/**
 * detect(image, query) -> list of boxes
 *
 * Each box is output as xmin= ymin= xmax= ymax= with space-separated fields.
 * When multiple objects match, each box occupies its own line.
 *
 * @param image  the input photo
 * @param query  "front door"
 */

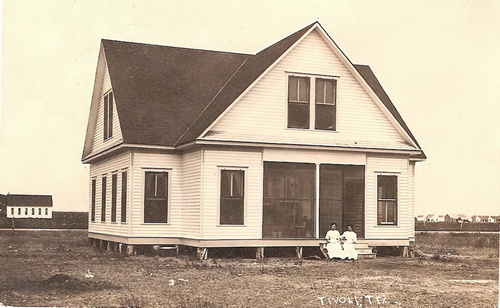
xmin=319 ymin=165 xmax=365 ymax=238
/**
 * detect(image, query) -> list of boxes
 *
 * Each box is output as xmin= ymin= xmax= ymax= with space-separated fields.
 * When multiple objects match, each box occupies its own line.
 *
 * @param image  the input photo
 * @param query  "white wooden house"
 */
xmin=5 ymin=194 xmax=53 ymax=219
xmin=82 ymin=22 xmax=426 ymax=256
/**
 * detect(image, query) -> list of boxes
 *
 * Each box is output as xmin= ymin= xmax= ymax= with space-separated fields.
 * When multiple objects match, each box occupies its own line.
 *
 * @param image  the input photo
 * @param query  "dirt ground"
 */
xmin=0 ymin=230 xmax=498 ymax=308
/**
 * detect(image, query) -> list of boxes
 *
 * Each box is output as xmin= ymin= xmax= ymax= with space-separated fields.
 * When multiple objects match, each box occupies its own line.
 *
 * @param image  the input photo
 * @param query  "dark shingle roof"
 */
xmin=354 ymin=64 xmax=426 ymax=159
xmin=95 ymin=22 xmax=424 ymax=158
xmin=6 ymin=195 xmax=53 ymax=207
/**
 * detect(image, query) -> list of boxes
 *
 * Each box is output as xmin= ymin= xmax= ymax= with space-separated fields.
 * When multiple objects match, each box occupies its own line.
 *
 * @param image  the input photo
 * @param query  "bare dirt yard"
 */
xmin=0 ymin=230 xmax=498 ymax=307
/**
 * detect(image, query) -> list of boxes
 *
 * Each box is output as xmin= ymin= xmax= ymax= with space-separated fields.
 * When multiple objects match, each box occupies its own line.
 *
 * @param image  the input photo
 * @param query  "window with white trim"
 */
xmin=287 ymin=75 xmax=337 ymax=130
xmin=220 ymin=169 xmax=245 ymax=225
xmin=144 ymin=171 xmax=168 ymax=223
xmin=103 ymin=91 xmax=114 ymax=140
xmin=377 ymin=175 xmax=398 ymax=225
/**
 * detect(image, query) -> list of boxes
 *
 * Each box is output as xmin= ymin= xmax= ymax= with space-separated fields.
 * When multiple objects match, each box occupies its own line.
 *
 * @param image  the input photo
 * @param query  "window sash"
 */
xmin=144 ymin=172 xmax=168 ymax=223
xmin=377 ymin=175 xmax=398 ymax=225
xmin=220 ymin=170 xmax=245 ymax=225
xmin=101 ymin=177 xmax=107 ymax=222
xmin=91 ymin=179 xmax=96 ymax=222
xmin=288 ymin=76 xmax=310 ymax=129
xmin=111 ymin=174 xmax=117 ymax=222
xmin=121 ymin=171 xmax=127 ymax=223
xmin=103 ymin=92 xmax=113 ymax=140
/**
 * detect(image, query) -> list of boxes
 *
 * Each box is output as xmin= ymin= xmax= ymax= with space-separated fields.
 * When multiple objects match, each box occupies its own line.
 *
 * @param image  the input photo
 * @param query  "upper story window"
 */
xmin=287 ymin=76 xmax=310 ymax=129
xmin=287 ymin=75 xmax=337 ymax=131
xmin=103 ymin=91 xmax=114 ymax=140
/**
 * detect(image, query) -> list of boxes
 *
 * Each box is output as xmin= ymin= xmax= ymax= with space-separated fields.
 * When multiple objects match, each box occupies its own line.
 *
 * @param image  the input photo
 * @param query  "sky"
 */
xmin=1 ymin=0 xmax=499 ymax=216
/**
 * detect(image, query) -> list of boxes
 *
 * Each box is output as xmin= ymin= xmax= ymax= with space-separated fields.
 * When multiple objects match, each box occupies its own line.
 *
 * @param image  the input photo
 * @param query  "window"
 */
xmin=39 ymin=208 xmax=41 ymax=215
xmin=101 ymin=176 xmax=107 ymax=222
xmin=18 ymin=208 xmax=21 ymax=215
xmin=91 ymin=179 xmax=96 ymax=222
xmin=45 ymin=208 xmax=48 ymax=216
xmin=121 ymin=171 xmax=127 ymax=223
xmin=287 ymin=75 xmax=337 ymax=131
xmin=315 ymin=78 xmax=336 ymax=130
xmin=111 ymin=174 xmax=117 ymax=222
xmin=287 ymin=76 xmax=310 ymax=129
xmin=103 ymin=91 xmax=114 ymax=140
xmin=377 ymin=175 xmax=398 ymax=225
xmin=25 ymin=208 xmax=28 ymax=215
xmin=32 ymin=208 xmax=35 ymax=215
xmin=220 ymin=170 xmax=245 ymax=225
xmin=11 ymin=208 xmax=14 ymax=215
xmin=144 ymin=171 xmax=168 ymax=223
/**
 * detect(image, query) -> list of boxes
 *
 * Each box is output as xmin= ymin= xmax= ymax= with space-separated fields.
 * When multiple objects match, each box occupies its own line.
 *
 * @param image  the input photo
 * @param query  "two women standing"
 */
xmin=325 ymin=223 xmax=358 ymax=260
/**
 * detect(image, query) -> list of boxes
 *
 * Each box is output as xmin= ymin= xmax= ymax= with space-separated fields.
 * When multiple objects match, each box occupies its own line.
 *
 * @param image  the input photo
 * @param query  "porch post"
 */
xmin=315 ymin=163 xmax=320 ymax=238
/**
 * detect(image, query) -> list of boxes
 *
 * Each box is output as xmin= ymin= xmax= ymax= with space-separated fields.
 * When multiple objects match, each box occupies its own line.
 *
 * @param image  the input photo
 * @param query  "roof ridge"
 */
xmin=101 ymin=38 xmax=253 ymax=57
xmin=174 ymin=58 xmax=249 ymax=146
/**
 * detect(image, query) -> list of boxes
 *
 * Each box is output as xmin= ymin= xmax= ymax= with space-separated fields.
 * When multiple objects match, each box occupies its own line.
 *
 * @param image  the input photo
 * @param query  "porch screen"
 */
xmin=319 ymin=165 xmax=365 ymax=237
xmin=263 ymin=162 xmax=315 ymax=238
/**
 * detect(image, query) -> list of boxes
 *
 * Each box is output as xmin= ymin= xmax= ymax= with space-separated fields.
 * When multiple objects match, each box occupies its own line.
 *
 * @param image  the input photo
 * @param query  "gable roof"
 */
xmin=6 ymin=194 xmax=53 ymax=207
xmin=84 ymin=22 xmax=424 ymax=159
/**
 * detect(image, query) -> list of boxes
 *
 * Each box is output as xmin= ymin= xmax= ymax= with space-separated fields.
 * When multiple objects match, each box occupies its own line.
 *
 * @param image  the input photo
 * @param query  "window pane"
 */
xmin=288 ymin=103 xmax=309 ymax=128
xmin=315 ymin=79 xmax=325 ymax=103
xmin=315 ymin=104 xmax=335 ymax=130
xmin=298 ymin=78 xmax=309 ymax=102
xmin=232 ymin=171 xmax=244 ymax=197
xmin=145 ymin=172 xmax=156 ymax=198
xmin=220 ymin=171 xmax=231 ymax=197
xmin=220 ymin=198 xmax=244 ymax=225
xmin=378 ymin=175 xmax=397 ymax=199
xmin=325 ymin=80 xmax=335 ymax=104
xmin=156 ymin=173 xmax=167 ymax=198
xmin=288 ymin=76 xmax=298 ymax=101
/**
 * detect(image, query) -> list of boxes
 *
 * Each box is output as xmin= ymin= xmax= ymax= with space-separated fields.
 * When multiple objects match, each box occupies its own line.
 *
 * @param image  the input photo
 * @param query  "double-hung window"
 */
xmin=111 ymin=174 xmax=117 ymax=222
xmin=220 ymin=170 xmax=245 ymax=225
xmin=103 ymin=91 xmax=114 ymax=140
xmin=287 ymin=76 xmax=310 ymax=129
xmin=101 ymin=176 xmax=107 ymax=222
xmin=144 ymin=171 xmax=168 ymax=223
xmin=287 ymin=75 xmax=337 ymax=130
xmin=377 ymin=175 xmax=398 ymax=225
xmin=315 ymin=78 xmax=336 ymax=130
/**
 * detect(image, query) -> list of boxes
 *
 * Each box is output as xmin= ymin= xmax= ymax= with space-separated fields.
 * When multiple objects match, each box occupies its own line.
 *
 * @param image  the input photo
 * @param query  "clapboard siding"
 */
xmin=365 ymin=154 xmax=410 ymax=239
xmin=89 ymin=152 xmax=130 ymax=236
xmin=201 ymin=149 xmax=263 ymax=239
xmin=181 ymin=150 xmax=202 ymax=238
xmin=129 ymin=152 xmax=182 ymax=236
xmin=206 ymin=29 xmax=412 ymax=151
xmin=408 ymin=162 xmax=415 ymax=238
xmin=90 ymin=62 xmax=123 ymax=155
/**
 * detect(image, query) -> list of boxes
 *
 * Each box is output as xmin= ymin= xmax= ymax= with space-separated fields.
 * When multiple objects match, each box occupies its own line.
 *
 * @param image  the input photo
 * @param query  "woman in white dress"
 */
xmin=341 ymin=225 xmax=358 ymax=260
xmin=325 ymin=223 xmax=345 ymax=260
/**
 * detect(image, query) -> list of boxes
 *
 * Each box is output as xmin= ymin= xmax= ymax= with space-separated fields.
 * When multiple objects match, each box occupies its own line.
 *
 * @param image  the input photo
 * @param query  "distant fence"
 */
xmin=0 ymin=211 xmax=88 ymax=229
xmin=415 ymin=222 xmax=500 ymax=232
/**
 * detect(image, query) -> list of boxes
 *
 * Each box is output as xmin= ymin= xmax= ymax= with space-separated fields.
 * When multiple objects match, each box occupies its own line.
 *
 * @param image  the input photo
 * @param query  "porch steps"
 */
xmin=319 ymin=242 xmax=376 ymax=259
xmin=355 ymin=242 xmax=376 ymax=259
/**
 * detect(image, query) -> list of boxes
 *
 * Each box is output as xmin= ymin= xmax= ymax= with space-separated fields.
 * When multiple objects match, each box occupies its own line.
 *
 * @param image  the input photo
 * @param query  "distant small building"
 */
xmin=444 ymin=214 xmax=469 ymax=223
xmin=488 ymin=216 xmax=500 ymax=223
xmin=425 ymin=214 xmax=445 ymax=222
xmin=470 ymin=215 xmax=489 ymax=223
xmin=5 ymin=194 xmax=53 ymax=219
xmin=0 ymin=194 xmax=6 ymax=217
xmin=415 ymin=215 xmax=426 ymax=222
